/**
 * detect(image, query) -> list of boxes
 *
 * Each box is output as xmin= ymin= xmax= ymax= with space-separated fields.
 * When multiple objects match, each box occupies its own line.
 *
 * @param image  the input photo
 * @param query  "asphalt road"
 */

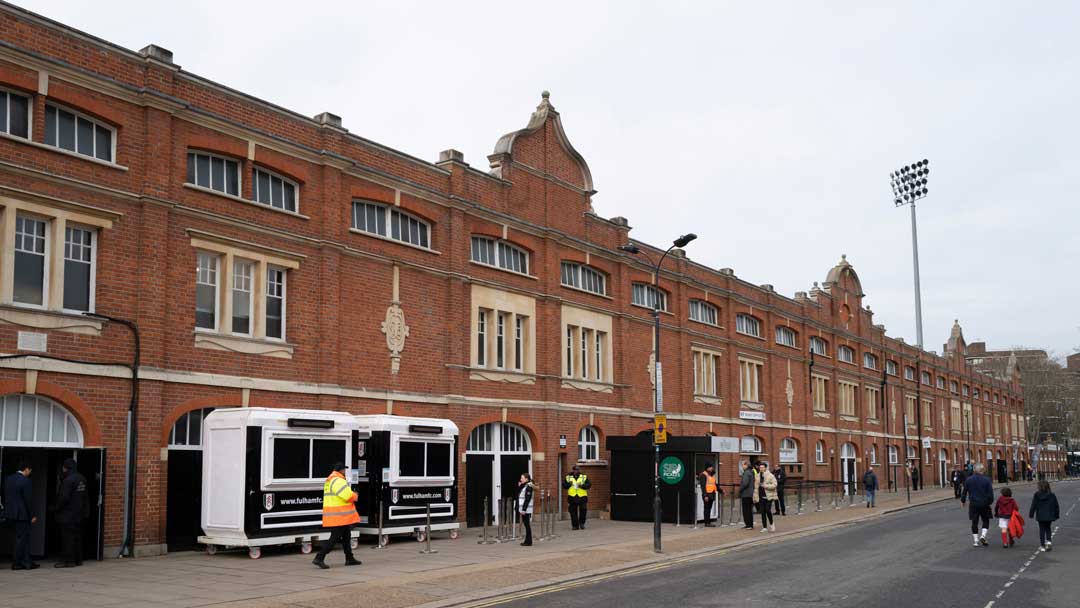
xmin=497 ymin=481 xmax=1080 ymax=608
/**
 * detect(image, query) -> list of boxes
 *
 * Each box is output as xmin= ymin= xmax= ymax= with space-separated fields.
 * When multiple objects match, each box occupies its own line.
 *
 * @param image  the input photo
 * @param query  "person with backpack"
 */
xmin=863 ymin=466 xmax=879 ymax=508
xmin=1028 ymin=480 xmax=1060 ymax=552
xmin=993 ymin=487 xmax=1018 ymax=549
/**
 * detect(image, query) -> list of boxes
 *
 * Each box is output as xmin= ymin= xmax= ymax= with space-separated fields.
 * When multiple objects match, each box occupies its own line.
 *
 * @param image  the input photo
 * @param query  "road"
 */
xmin=495 ymin=481 xmax=1079 ymax=608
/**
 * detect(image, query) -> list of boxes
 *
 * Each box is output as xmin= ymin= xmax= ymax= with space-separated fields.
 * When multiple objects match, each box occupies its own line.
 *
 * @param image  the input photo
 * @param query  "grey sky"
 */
xmin=23 ymin=0 xmax=1079 ymax=355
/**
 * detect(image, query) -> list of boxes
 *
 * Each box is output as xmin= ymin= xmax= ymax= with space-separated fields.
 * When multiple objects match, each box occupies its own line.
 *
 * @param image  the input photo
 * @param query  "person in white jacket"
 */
xmin=517 ymin=473 xmax=535 ymax=546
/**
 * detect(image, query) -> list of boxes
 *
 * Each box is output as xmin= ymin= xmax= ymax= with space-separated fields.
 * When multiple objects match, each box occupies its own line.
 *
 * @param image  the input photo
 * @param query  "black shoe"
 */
xmin=54 ymin=562 xmax=75 ymax=568
xmin=520 ymin=542 xmax=532 ymax=546
xmin=344 ymin=558 xmax=362 ymax=566
xmin=312 ymin=558 xmax=329 ymax=570
xmin=12 ymin=565 xmax=26 ymax=571
xmin=571 ymin=526 xmax=579 ymax=530
xmin=743 ymin=526 xmax=754 ymax=530
xmin=29 ymin=563 xmax=40 ymax=570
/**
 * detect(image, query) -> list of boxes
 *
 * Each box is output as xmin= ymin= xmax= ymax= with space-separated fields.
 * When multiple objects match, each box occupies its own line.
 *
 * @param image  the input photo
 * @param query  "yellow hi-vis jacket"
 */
xmin=322 ymin=471 xmax=360 ymax=527
xmin=565 ymin=474 xmax=589 ymax=498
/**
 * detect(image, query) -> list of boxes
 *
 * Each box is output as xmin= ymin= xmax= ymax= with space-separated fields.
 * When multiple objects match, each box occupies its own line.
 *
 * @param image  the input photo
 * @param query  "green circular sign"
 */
xmin=660 ymin=456 xmax=685 ymax=485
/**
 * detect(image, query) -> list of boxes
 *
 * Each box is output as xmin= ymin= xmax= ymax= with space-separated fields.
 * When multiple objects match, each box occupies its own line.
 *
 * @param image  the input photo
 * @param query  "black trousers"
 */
xmin=953 ymin=482 xmax=961 ymax=498
xmin=969 ymin=505 xmax=991 ymax=534
xmin=13 ymin=521 xmax=32 ymax=568
xmin=315 ymin=525 xmax=354 ymax=561
xmin=61 ymin=525 xmax=83 ymax=565
xmin=702 ymin=495 xmax=715 ymax=525
xmin=568 ymin=498 xmax=587 ymax=529
xmin=521 ymin=513 xmax=532 ymax=544
xmin=774 ymin=485 xmax=786 ymax=515
xmin=1038 ymin=521 xmax=1053 ymax=545
xmin=759 ymin=500 xmax=774 ymax=527
xmin=741 ymin=497 xmax=754 ymax=527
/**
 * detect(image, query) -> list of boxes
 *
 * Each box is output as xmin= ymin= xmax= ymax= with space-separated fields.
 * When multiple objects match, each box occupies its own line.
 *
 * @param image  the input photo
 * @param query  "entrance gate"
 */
xmin=840 ymin=443 xmax=858 ymax=496
xmin=166 ymin=407 xmax=215 ymax=551
xmin=464 ymin=422 xmax=531 ymax=526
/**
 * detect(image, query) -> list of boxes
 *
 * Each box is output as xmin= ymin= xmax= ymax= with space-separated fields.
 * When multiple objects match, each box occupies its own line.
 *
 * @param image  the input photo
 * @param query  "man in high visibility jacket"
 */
xmin=563 ymin=465 xmax=591 ymax=530
xmin=698 ymin=465 xmax=719 ymax=527
xmin=312 ymin=462 xmax=361 ymax=570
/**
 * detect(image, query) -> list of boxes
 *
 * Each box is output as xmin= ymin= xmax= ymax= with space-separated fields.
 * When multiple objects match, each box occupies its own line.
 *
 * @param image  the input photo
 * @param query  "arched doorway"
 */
xmin=166 ymin=407 xmax=215 ymax=551
xmin=840 ymin=442 xmax=858 ymax=496
xmin=464 ymin=422 xmax=531 ymax=526
xmin=0 ymin=394 xmax=103 ymax=562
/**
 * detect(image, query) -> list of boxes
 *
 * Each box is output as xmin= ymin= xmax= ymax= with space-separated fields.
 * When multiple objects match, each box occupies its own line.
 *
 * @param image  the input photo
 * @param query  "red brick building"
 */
xmin=0 ymin=4 xmax=1024 ymax=558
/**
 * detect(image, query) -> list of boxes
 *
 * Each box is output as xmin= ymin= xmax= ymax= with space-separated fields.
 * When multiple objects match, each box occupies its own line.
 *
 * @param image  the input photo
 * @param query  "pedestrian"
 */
xmin=738 ymin=460 xmax=755 ymax=530
xmin=863 ymin=466 xmax=879 ymax=508
xmin=951 ymin=469 xmax=963 ymax=499
xmin=993 ymin=487 xmax=1018 ymax=549
xmin=563 ymin=465 xmax=590 ymax=530
xmin=755 ymin=462 xmax=777 ymax=533
xmin=772 ymin=465 xmax=787 ymax=516
xmin=910 ymin=464 xmax=920 ymax=492
xmin=961 ymin=463 xmax=994 ymax=547
xmin=698 ymin=465 xmax=719 ymax=527
xmin=3 ymin=461 xmax=39 ymax=570
xmin=312 ymin=462 xmax=361 ymax=569
xmin=54 ymin=458 xmax=89 ymax=568
xmin=1028 ymin=480 xmax=1060 ymax=552
xmin=517 ymin=473 xmax=534 ymax=546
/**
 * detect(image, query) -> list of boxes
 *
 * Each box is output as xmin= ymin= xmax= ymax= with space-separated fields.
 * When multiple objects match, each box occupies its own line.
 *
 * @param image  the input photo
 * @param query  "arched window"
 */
xmin=740 ymin=435 xmax=763 ymax=454
xmin=870 ymin=444 xmax=879 ymax=465
xmin=809 ymin=336 xmax=828 ymax=356
xmin=735 ymin=314 xmax=762 ymax=338
xmin=906 ymin=445 xmax=916 ymax=460
xmin=775 ymin=326 xmax=797 ymax=347
xmin=352 ymin=200 xmax=431 ymax=249
xmin=465 ymin=422 xmax=531 ymax=454
xmin=0 ymin=394 xmax=83 ymax=447
xmin=888 ymin=445 xmax=899 ymax=464
xmin=815 ymin=440 xmax=825 ymax=463
xmin=471 ymin=236 xmax=529 ymax=275
xmin=838 ymin=345 xmax=855 ymax=363
xmin=841 ymin=443 xmax=857 ymax=459
xmin=578 ymin=426 xmax=600 ymax=462
xmin=779 ymin=437 xmax=798 ymax=463
xmin=168 ymin=407 xmax=216 ymax=449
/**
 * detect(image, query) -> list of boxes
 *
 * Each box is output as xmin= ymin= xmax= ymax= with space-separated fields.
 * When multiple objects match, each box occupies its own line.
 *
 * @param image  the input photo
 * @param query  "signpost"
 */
xmin=654 ymin=414 xmax=667 ymax=444
xmin=655 ymin=362 xmax=664 ymax=411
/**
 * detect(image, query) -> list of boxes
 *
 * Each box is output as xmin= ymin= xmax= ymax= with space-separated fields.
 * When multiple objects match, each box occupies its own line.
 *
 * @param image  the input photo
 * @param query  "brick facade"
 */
xmin=0 ymin=4 xmax=1025 ymax=556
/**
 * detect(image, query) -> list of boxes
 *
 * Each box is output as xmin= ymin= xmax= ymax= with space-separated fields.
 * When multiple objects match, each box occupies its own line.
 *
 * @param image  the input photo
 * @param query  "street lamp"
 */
xmin=619 ymin=232 xmax=697 ymax=554
xmin=890 ymin=159 xmax=929 ymax=349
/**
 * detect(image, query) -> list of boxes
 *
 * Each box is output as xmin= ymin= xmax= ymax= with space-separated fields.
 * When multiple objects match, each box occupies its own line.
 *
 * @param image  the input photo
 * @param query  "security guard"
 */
xmin=563 ymin=465 xmax=591 ymax=530
xmin=312 ymin=462 xmax=362 ymax=569
xmin=698 ymin=465 xmax=719 ymax=527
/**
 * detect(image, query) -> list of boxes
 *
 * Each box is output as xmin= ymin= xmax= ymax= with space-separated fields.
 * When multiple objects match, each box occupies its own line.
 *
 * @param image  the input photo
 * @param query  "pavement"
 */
xmin=0 ymin=481 xmax=1060 ymax=608
xmin=490 ymin=479 xmax=1080 ymax=608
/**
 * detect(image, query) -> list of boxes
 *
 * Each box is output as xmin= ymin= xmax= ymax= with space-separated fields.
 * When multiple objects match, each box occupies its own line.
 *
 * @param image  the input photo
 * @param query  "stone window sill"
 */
xmin=694 ymin=394 xmax=722 ymax=405
xmin=561 ymin=378 xmax=614 ymax=393
xmin=839 ymin=415 xmax=860 ymax=422
xmin=0 ymin=305 xmax=103 ymax=336
xmin=183 ymin=183 xmax=310 ymax=220
xmin=740 ymin=400 xmax=765 ymax=410
xmin=576 ymin=460 xmax=609 ymax=467
xmin=0 ymin=131 xmax=129 ymax=171
xmin=812 ymin=411 xmax=831 ymax=419
xmin=468 ymin=368 xmax=536 ymax=384
xmin=194 ymin=331 xmax=294 ymax=359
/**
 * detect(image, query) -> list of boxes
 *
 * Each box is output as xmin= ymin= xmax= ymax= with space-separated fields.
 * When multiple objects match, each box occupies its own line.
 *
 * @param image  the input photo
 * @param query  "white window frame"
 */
xmin=886 ymin=360 xmax=898 ymax=376
xmin=775 ymin=325 xmax=796 ymax=347
xmin=888 ymin=445 xmax=898 ymax=464
xmin=251 ymin=166 xmax=299 ymax=213
xmin=631 ymin=282 xmax=667 ymax=311
xmin=936 ymin=376 xmax=946 ymax=389
xmin=735 ymin=313 xmax=762 ymax=338
xmin=565 ymin=325 xmax=574 ymax=376
xmin=231 ymin=259 xmax=254 ymax=337
xmin=870 ymin=445 xmax=879 ymax=465
xmin=351 ymin=200 xmax=431 ymax=250
xmin=496 ymin=312 xmax=506 ymax=369
xmin=195 ymin=251 xmax=220 ymax=332
xmin=838 ymin=345 xmax=855 ymax=364
xmin=865 ymin=386 xmax=880 ymax=419
xmin=693 ymin=348 xmax=720 ymax=397
xmin=44 ymin=102 xmax=115 ymax=162
xmin=779 ymin=437 xmax=799 ymax=464
xmin=560 ymin=261 xmax=607 ymax=296
xmin=689 ymin=299 xmax=718 ymax=326
xmin=61 ymin=224 xmax=97 ymax=314
xmin=812 ymin=376 xmax=828 ymax=412
xmin=741 ymin=435 xmax=763 ymax=454
xmin=739 ymin=358 xmax=763 ymax=403
xmin=12 ymin=214 xmax=50 ymax=310
xmin=815 ymin=440 xmax=825 ymax=464
xmin=905 ymin=366 xmax=916 ymax=381
xmin=187 ymin=150 xmax=241 ymax=197
xmin=578 ymin=426 xmax=601 ymax=462
xmin=950 ymin=380 xmax=959 ymax=394
xmin=863 ymin=352 xmax=877 ymax=370
xmin=477 ymin=310 xmax=488 ymax=367
xmin=514 ymin=315 xmax=524 ymax=372
xmin=0 ymin=87 xmax=31 ymax=139
xmin=265 ymin=266 xmax=287 ymax=341
xmin=168 ymin=407 xmax=216 ymax=450
xmin=839 ymin=381 xmax=857 ymax=416
xmin=470 ymin=236 xmax=529 ymax=275
xmin=809 ymin=336 xmax=828 ymax=356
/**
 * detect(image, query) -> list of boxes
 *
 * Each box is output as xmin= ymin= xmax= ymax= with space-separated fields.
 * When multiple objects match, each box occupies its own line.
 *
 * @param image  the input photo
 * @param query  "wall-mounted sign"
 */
xmin=986 ymin=438 xmax=996 ymax=444
xmin=559 ymin=435 xmax=567 ymax=448
xmin=711 ymin=436 xmax=739 ymax=453
xmin=779 ymin=448 xmax=798 ymax=463
xmin=739 ymin=411 xmax=766 ymax=421
xmin=921 ymin=437 xmax=932 ymax=449
xmin=660 ymin=456 xmax=684 ymax=485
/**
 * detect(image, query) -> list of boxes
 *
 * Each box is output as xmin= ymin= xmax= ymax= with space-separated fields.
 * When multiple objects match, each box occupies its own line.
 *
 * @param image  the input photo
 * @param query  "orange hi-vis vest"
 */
xmin=703 ymin=472 xmax=717 ymax=494
xmin=322 ymin=471 xmax=360 ymax=527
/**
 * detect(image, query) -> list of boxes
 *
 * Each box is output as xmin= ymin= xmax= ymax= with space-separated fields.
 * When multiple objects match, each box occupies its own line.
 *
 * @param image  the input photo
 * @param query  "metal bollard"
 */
xmin=815 ymin=485 xmax=822 ymax=512
xmin=797 ymin=486 xmax=803 ymax=515
xmin=371 ymin=497 xmax=387 ymax=549
xmin=849 ymin=487 xmax=855 ymax=507
xmin=729 ymin=491 xmax=738 ymax=526
xmin=478 ymin=496 xmax=496 ymax=545
xmin=419 ymin=503 xmax=438 ymax=554
xmin=675 ymin=492 xmax=681 ymax=527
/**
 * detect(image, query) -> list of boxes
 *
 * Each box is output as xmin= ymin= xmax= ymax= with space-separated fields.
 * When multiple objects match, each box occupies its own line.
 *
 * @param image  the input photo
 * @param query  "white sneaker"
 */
xmin=974 ymin=541 xmax=981 ymax=547
xmin=1040 ymin=546 xmax=1047 ymax=552
xmin=760 ymin=527 xmax=769 ymax=533
xmin=1046 ymin=542 xmax=1052 ymax=552
xmin=770 ymin=524 xmax=776 ymax=532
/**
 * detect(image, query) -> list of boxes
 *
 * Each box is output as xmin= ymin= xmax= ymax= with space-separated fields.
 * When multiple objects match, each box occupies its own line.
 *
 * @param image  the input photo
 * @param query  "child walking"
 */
xmin=1028 ymin=480 xmax=1060 ymax=552
xmin=993 ymin=487 xmax=1018 ymax=548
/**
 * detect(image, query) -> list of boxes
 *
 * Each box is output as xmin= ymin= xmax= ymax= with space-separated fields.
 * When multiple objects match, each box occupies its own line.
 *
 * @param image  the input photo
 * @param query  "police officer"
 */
xmin=563 ymin=465 xmax=591 ymax=530
xmin=54 ymin=458 xmax=89 ymax=568
xmin=312 ymin=462 xmax=362 ymax=569
xmin=698 ymin=465 xmax=719 ymax=527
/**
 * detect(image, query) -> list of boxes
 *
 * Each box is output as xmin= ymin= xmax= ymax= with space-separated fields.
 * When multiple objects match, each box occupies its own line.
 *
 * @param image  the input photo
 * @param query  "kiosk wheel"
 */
xmin=205 ymin=545 xmax=218 ymax=556
xmin=415 ymin=529 xmax=427 ymax=543
xmin=350 ymin=538 xmax=359 ymax=550
xmin=300 ymin=542 xmax=313 ymax=554
xmin=449 ymin=529 xmax=460 ymax=540
xmin=248 ymin=547 xmax=262 ymax=560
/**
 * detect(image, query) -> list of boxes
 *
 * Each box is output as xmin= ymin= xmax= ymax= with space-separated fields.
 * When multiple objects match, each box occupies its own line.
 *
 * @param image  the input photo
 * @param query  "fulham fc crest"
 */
xmin=264 ymin=493 xmax=275 ymax=511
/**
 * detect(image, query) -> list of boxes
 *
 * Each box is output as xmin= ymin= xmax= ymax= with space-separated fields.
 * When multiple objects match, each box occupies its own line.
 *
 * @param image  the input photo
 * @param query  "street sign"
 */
xmin=559 ymin=434 xmax=567 ymax=448
xmin=660 ymin=456 xmax=684 ymax=485
xmin=655 ymin=362 xmax=663 ymax=411
xmin=711 ymin=436 xmax=739 ymax=453
xmin=921 ymin=437 xmax=931 ymax=449
xmin=739 ymin=411 xmax=766 ymax=421
xmin=654 ymin=414 xmax=667 ymax=444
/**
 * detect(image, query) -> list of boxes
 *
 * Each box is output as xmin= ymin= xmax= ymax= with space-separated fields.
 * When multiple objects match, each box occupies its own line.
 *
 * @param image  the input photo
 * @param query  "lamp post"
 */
xmin=890 ymin=159 xmax=929 ymax=349
xmin=619 ymin=232 xmax=697 ymax=554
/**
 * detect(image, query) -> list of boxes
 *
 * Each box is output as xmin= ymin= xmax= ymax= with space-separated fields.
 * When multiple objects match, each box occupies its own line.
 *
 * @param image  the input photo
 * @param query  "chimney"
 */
xmin=139 ymin=44 xmax=174 ymax=64
xmin=609 ymin=216 xmax=630 ymax=227
xmin=438 ymin=149 xmax=466 ymax=164
xmin=719 ymin=268 xmax=735 ymax=276
xmin=314 ymin=112 xmax=343 ymax=128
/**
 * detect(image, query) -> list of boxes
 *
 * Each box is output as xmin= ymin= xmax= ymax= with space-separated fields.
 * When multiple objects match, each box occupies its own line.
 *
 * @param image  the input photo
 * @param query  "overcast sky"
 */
xmin=23 ymin=1 xmax=1079 ymax=356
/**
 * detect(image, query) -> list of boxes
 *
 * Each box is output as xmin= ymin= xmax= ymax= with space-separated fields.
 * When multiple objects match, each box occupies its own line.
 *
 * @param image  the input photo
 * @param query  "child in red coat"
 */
xmin=994 ymin=487 xmax=1019 ymax=548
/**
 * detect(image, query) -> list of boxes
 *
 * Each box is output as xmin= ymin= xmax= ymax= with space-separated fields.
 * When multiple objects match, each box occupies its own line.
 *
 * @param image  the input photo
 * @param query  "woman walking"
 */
xmin=755 ymin=462 xmax=778 ymax=532
xmin=517 ymin=473 xmax=535 ymax=547
xmin=1028 ymin=480 xmax=1060 ymax=552
xmin=993 ymin=487 xmax=1018 ymax=548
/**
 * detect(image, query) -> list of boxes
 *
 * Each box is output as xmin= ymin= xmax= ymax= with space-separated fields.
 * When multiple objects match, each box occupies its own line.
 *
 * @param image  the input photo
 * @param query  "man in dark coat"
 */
xmin=910 ymin=464 xmax=920 ymax=491
xmin=951 ymin=469 xmax=963 ymax=498
xmin=3 ymin=460 xmax=38 ymax=570
xmin=961 ymin=463 xmax=994 ymax=547
xmin=738 ymin=461 xmax=755 ymax=529
xmin=863 ymin=466 xmax=879 ymax=508
xmin=772 ymin=466 xmax=787 ymax=516
xmin=54 ymin=458 xmax=89 ymax=567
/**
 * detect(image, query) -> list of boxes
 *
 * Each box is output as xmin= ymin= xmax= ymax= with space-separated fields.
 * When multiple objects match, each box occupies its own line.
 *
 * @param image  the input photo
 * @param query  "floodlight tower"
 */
xmin=890 ymin=160 xmax=930 ymax=349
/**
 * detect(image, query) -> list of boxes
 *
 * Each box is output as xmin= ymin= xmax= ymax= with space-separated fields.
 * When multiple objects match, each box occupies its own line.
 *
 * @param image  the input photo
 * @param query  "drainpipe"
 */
xmin=85 ymin=313 xmax=140 ymax=558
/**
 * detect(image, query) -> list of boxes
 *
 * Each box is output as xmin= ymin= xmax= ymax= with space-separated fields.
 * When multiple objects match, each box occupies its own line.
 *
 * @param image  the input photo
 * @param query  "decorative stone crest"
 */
xmin=381 ymin=302 xmax=410 ymax=374
xmin=785 ymin=377 xmax=794 ymax=408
